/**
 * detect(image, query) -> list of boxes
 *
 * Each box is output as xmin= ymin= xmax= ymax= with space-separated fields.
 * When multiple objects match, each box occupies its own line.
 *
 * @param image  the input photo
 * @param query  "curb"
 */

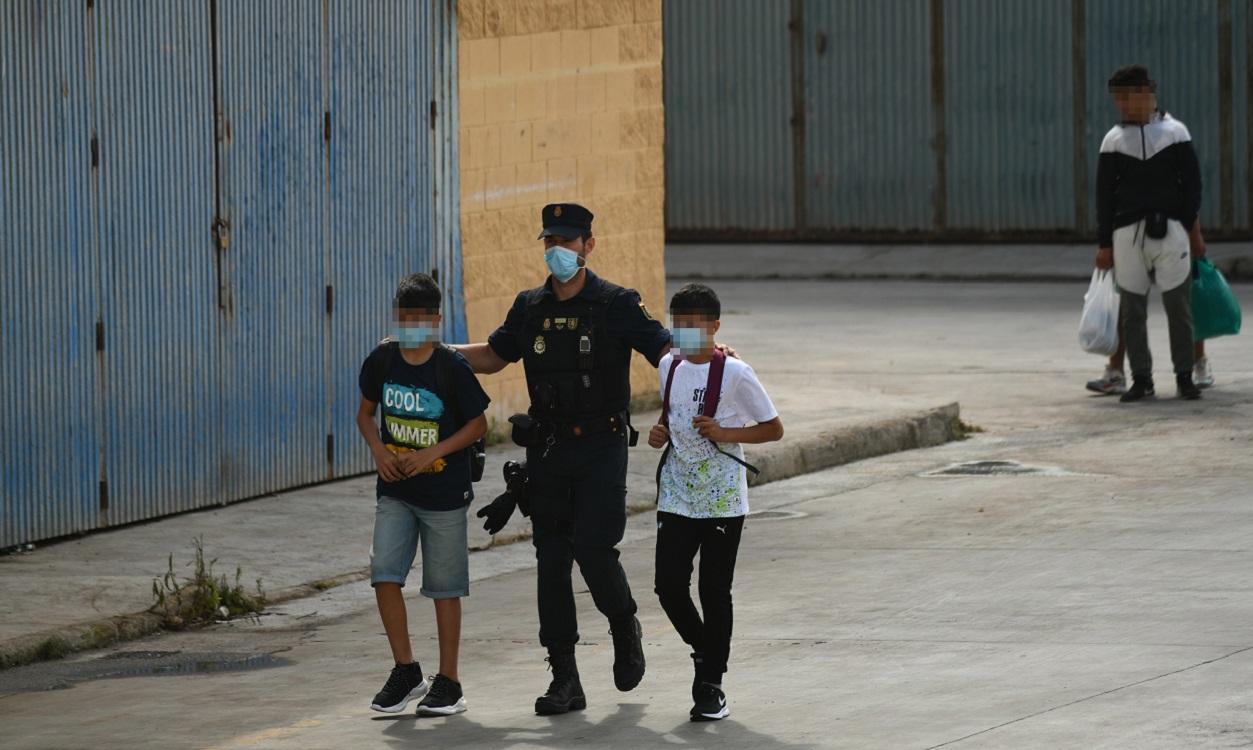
xmin=667 ymin=256 xmax=1253 ymax=284
xmin=748 ymin=403 xmax=962 ymax=485
xmin=0 ymin=403 xmax=963 ymax=671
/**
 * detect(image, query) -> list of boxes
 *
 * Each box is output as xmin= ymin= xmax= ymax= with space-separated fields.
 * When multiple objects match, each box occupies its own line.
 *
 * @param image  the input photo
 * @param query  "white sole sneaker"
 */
xmin=370 ymin=677 xmax=431 ymax=713
xmin=692 ymin=705 xmax=730 ymax=721
xmin=416 ymin=697 xmax=467 ymax=716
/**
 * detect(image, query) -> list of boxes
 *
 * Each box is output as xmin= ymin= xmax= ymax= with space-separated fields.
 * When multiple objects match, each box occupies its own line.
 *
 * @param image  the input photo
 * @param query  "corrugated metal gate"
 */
xmin=665 ymin=0 xmax=1253 ymax=241
xmin=0 ymin=0 xmax=462 ymax=547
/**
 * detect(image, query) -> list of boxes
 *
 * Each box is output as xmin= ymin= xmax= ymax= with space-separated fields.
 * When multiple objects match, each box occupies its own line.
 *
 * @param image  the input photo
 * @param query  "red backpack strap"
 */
xmin=661 ymin=356 xmax=683 ymax=426
xmin=702 ymin=348 xmax=726 ymax=418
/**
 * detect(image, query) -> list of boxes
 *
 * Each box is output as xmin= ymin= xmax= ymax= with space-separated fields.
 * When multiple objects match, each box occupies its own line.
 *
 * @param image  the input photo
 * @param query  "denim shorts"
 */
xmin=370 ymin=496 xmax=469 ymax=598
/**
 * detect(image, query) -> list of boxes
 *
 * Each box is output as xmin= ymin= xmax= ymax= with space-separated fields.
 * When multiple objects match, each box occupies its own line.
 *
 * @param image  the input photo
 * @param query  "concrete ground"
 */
xmin=665 ymin=242 xmax=1253 ymax=281
xmin=2 ymin=277 xmax=1251 ymax=749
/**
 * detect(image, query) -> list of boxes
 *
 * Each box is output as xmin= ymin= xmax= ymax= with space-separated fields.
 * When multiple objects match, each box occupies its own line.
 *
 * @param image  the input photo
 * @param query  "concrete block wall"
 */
xmin=457 ymin=0 xmax=667 ymax=429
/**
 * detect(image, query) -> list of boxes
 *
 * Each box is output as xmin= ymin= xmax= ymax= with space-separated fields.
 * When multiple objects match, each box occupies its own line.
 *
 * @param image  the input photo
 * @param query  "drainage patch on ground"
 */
xmin=923 ymin=460 xmax=1072 ymax=478
xmin=0 ymin=650 xmax=289 ymax=693
xmin=747 ymin=509 xmax=809 ymax=521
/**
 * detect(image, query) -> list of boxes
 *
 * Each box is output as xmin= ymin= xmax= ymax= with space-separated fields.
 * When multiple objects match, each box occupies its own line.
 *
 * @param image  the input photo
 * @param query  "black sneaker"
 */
xmin=535 ymin=652 xmax=587 ymax=715
xmin=370 ymin=662 xmax=429 ymax=713
xmin=1176 ymin=373 xmax=1202 ymax=400
xmin=416 ymin=673 xmax=466 ymax=716
xmin=610 ymin=616 xmax=645 ymax=691
xmin=690 ymin=682 xmax=730 ymax=722
xmin=1119 ymin=378 xmax=1156 ymax=403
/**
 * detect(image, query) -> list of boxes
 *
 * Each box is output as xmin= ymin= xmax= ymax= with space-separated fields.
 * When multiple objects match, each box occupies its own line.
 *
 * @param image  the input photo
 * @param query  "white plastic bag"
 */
xmin=1078 ymin=269 xmax=1120 ymax=355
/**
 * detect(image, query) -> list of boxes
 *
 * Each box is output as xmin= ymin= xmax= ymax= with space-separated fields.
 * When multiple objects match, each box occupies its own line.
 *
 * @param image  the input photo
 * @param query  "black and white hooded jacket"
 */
xmin=1096 ymin=111 xmax=1202 ymax=247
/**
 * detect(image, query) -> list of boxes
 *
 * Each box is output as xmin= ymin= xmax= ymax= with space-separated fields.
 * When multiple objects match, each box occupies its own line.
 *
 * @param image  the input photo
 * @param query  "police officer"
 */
xmin=457 ymin=203 xmax=671 ymax=715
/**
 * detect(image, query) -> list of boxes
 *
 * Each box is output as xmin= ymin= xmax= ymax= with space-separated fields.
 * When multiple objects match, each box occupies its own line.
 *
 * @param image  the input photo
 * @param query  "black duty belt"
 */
xmin=547 ymin=412 xmax=630 ymax=440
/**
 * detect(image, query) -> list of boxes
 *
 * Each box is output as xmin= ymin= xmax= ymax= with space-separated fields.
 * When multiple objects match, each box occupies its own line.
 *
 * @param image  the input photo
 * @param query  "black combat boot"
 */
xmin=610 ymin=616 xmax=646 ymax=691
xmin=534 ymin=651 xmax=586 ymax=715
xmin=1119 ymin=376 xmax=1156 ymax=403
xmin=1176 ymin=372 xmax=1201 ymax=400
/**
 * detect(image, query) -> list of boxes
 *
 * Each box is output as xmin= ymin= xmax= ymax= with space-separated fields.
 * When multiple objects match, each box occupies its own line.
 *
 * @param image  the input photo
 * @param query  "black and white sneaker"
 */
xmin=416 ymin=673 xmax=467 ymax=716
xmin=370 ymin=662 xmax=429 ymax=713
xmin=690 ymin=682 xmax=730 ymax=722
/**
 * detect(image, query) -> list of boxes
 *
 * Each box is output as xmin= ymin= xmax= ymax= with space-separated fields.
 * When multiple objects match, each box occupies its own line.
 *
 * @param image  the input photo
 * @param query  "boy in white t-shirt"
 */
xmin=648 ymin=283 xmax=784 ymax=722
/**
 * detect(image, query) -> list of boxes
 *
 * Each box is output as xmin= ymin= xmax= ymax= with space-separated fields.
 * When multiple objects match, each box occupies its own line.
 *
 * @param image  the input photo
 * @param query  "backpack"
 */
xmin=370 ymin=341 xmax=486 ymax=483
xmin=655 ymin=349 xmax=760 ymax=500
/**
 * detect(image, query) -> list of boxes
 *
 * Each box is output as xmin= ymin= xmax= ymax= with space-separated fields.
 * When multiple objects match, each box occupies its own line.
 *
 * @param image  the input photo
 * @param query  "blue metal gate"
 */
xmin=0 ymin=2 xmax=98 ymax=544
xmin=1 ymin=1 xmax=462 ymax=548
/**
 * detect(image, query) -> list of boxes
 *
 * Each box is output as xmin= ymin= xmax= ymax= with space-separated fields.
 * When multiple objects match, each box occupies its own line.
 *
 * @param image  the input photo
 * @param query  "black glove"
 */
xmin=502 ymin=460 xmax=530 ymax=517
xmin=476 ymin=491 xmax=517 ymax=534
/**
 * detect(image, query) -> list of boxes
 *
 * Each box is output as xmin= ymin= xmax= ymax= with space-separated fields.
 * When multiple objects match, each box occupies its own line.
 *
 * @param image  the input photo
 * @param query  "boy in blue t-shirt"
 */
xmin=355 ymin=273 xmax=490 ymax=717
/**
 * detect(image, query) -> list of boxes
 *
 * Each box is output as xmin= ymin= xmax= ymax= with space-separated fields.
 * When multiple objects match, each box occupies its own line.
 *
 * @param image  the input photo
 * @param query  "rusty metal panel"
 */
xmin=802 ymin=0 xmax=935 ymax=231
xmin=943 ymin=0 xmax=1076 ymax=231
xmin=91 ymin=0 xmax=222 ymax=528
xmin=325 ymin=0 xmax=442 ymax=477
xmin=213 ymin=0 xmax=329 ymax=499
xmin=1084 ymin=0 xmax=1227 ymax=232
xmin=663 ymin=0 xmax=795 ymax=232
xmin=0 ymin=2 xmax=97 ymax=547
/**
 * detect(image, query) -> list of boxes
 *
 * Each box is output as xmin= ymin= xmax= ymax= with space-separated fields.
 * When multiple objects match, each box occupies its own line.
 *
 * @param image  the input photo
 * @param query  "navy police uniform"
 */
xmin=488 ymin=204 xmax=669 ymax=654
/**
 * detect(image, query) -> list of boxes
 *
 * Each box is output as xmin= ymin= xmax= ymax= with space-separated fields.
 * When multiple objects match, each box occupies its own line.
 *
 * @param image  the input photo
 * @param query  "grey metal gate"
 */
xmin=664 ymin=0 xmax=1253 ymax=241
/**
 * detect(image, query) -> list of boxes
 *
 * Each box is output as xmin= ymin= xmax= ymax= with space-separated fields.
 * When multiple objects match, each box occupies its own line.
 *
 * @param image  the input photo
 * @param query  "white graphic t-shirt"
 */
xmin=658 ymin=352 xmax=778 ymax=518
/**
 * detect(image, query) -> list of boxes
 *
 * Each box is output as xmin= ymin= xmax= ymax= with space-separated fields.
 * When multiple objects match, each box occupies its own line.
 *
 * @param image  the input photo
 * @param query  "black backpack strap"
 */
xmin=368 ymin=341 xmax=399 ymax=403
xmin=433 ymin=344 xmax=463 ymax=429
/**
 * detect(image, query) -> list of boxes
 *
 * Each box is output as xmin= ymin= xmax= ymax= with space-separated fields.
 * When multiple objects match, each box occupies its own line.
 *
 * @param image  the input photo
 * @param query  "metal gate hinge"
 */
xmin=90 ymin=133 xmax=99 ymax=168
xmin=95 ymin=319 xmax=104 ymax=352
xmin=324 ymin=111 xmax=331 ymax=142
xmin=212 ymin=217 xmax=231 ymax=250
xmin=325 ymin=285 xmax=333 ymax=314
xmin=326 ymin=434 xmax=334 ymax=464
xmin=429 ymin=100 xmax=437 ymax=130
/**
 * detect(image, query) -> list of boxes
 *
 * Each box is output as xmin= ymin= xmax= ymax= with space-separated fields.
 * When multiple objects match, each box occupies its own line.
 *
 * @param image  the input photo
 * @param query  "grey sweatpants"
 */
xmin=1120 ymin=280 xmax=1194 ymax=381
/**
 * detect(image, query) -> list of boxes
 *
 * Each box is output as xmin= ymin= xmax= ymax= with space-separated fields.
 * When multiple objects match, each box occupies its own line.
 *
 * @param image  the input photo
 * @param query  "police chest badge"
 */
xmin=533 ymin=335 xmax=547 ymax=354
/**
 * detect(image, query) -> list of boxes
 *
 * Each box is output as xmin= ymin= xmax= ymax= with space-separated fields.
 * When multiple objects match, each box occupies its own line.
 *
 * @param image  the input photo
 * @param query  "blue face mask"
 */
xmin=544 ymin=246 xmax=583 ymax=283
xmin=394 ymin=325 xmax=438 ymax=348
xmin=670 ymin=327 xmax=708 ymax=355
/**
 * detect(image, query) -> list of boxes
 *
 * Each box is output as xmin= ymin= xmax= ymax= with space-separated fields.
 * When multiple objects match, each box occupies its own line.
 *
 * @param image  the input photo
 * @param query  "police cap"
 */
xmin=537 ymin=203 xmax=594 ymax=240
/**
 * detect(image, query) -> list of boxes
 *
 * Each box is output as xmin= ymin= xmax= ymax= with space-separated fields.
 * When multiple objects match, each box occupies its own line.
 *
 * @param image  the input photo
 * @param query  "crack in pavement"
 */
xmin=923 ymin=644 xmax=1253 ymax=749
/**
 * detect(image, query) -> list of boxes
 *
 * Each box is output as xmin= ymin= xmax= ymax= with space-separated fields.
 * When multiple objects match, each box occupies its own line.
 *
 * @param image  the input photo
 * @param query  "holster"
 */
xmin=1145 ymin=211 xmax=1169 ymax=240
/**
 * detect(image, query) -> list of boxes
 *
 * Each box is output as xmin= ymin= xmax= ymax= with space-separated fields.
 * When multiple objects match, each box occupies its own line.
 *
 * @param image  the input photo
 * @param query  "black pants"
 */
xmin=654 ymin=511 xmax=746 ymax=680
xmin=1121 ymin=281 xmax=1195 ymax=380
xmin=527 ymin=430 xmax=636 ymax=653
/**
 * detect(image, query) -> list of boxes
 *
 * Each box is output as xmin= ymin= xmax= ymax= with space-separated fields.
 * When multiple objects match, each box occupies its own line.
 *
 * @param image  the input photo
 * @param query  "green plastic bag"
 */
xmin=1192 ymin=258 xmax=1242 ymax=340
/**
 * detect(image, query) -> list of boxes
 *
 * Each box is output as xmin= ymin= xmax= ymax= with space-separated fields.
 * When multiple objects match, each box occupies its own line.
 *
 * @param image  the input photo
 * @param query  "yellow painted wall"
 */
xmin=457 ymin=0 xmax=666 ymax=429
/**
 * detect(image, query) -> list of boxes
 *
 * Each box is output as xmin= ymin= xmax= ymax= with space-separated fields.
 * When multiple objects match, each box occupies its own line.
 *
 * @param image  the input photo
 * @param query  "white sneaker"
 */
xmin=1194 ymin=356 xmax=1214 ymax=389
xmin=1085 ymin=367 xmax=1127 ymax=395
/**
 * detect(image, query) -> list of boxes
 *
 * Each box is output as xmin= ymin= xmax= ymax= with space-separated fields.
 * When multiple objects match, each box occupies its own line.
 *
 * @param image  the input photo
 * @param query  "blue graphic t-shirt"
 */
xmin=359 ymin=343 xmax=490 ymax=510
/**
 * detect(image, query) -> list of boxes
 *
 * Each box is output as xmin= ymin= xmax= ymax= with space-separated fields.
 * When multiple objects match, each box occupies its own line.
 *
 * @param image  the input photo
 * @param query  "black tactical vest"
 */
xmin=516 ymin=281 xmax=633 ymax=421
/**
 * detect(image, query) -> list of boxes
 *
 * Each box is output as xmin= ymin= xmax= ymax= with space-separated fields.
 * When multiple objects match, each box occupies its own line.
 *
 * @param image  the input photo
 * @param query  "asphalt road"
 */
xmin=3 ymin=279 xmax=1251 ymax=749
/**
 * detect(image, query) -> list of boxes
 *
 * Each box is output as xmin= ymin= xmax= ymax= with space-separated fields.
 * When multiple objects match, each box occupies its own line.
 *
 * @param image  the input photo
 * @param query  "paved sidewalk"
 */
xmin=0 ymin=274 xmax=960 ymax=663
